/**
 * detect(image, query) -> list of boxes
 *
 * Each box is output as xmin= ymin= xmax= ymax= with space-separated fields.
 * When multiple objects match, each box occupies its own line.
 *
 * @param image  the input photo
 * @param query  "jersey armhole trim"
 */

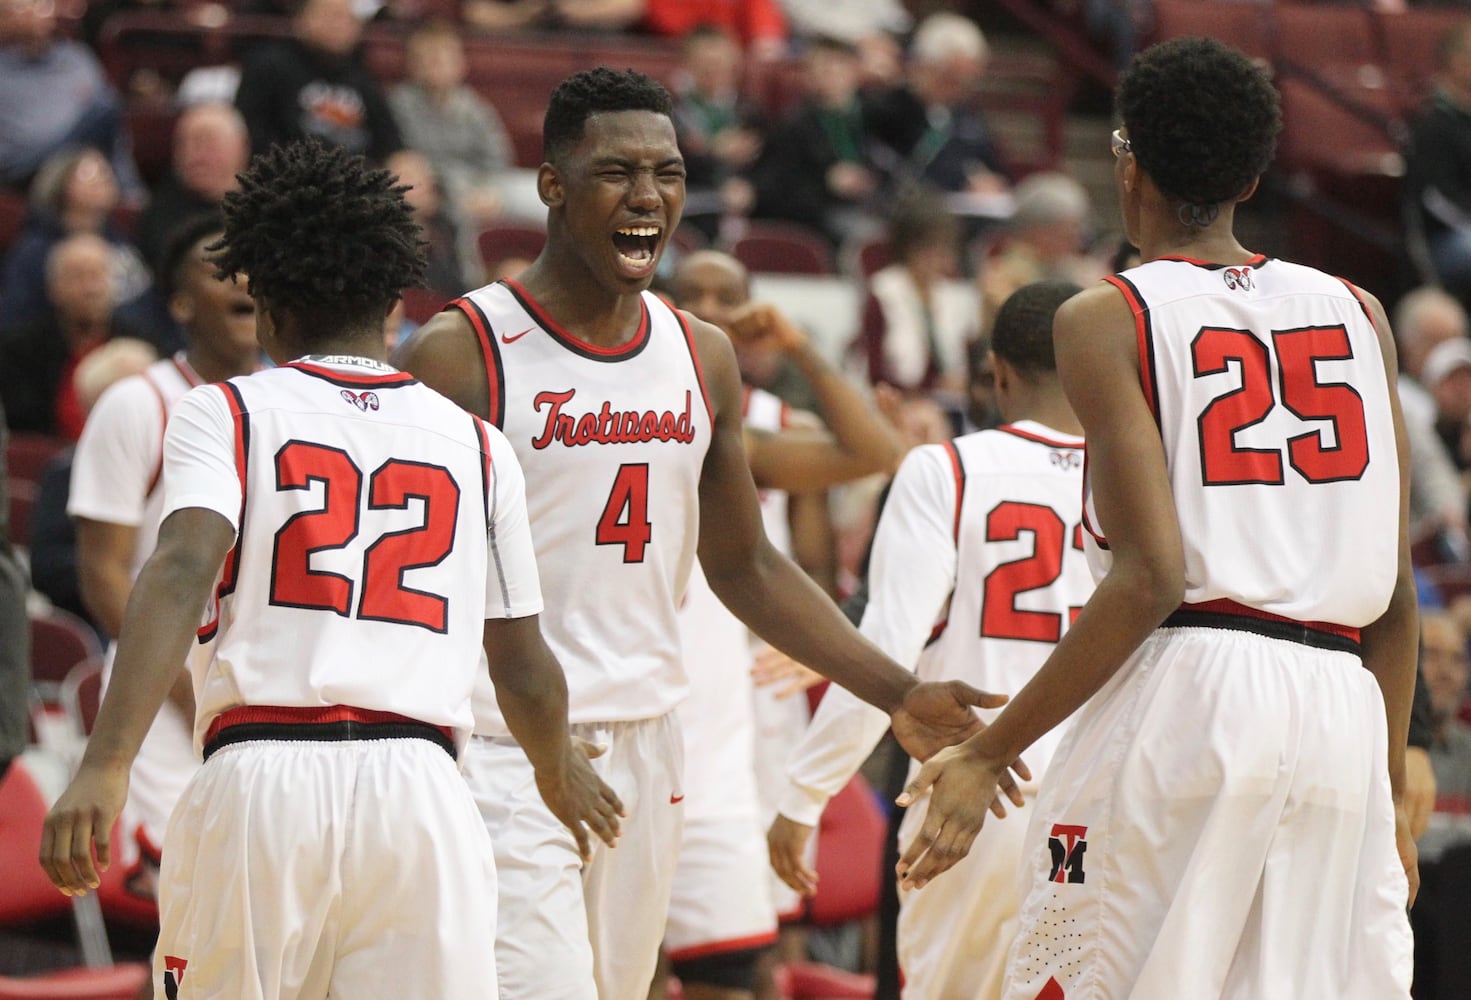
xmin=1334 ymin=276 xmax=1378 ymax=329
xmin=672 ymin=306 xmax=716 ymax=430
xmin=1103 ymin=273 xmax=1159 ymax=427
xmin=140 ymin=370 xmax=169 ymax=500
xmin=198 ymin=380 xmax=249 ymax=643
xmin=472 ymin=416 xmax=493 ymax=534
xmin=940 ymin=440 xmax=965 ymax=543
xmin=453 ymin=296 xmax=505 ymax=429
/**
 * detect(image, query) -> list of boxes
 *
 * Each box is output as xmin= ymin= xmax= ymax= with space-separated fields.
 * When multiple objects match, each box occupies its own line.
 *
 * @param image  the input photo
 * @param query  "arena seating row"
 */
xmin=95 ymin=10 xmax=1073 ymax=184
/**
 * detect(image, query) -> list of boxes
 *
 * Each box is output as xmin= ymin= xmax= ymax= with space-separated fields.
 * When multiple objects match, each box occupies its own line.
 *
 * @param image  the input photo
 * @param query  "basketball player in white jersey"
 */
xmin=40 ymin=140 xmax=622 ymax=1000
xmin=768 ymin=280 xmax=1093 ymax=1000
xmin=896 ymin=38 xmax=1418 ymax=999
xmin=394 ymin=68 xmax=1023 ymax=1000
xmin=68 ymin=213 xmax=259 ymax=901
xmin=661 ymin=249 xmax=905 ymax=1000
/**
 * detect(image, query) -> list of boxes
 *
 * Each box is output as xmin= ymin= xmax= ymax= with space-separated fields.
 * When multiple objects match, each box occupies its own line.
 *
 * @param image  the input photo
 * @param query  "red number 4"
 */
xmin=1193 ymin=324 xmax=1369 ymax=487
xmin=597 ymin=463 xmax=652 ymax=563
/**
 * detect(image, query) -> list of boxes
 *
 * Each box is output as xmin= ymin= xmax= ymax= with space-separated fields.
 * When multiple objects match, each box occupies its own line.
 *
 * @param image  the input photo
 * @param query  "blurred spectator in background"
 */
xmin=0 ymin=401 xmax=27 ymax=785
xmin=389 ymin=20 xmax=513 ymax=230
xmin=136 ymin=102 xmax=248 ymax=275
xmin=0 ymin=233 xmax=157 ymax=438
xmin=1405 ymin=20 xmax=1471 ymax=313
xmin=639 ymin=0 xmax=787 ymax=60
xmin=670 ymin=24 xmax=764 ymax=241
xmin=28 ymin=336 xmax=156 ymax=632
xmin=853 ymin=189 xmax=976 ymax=394
xmin=1425 ymin=335 xmax=1471 ymax=474
xmin=1 ymin=146 xmax=169 ymax=341
xmin=750 ymin=35 xmax=881 ymax=249
xmin=234 ymin=0 xmax=403 ymax=162
xmin=386 ymin=148 xmax=476 ymax=299
xmin=778 ymin=0 xmax=907 ymax=75
xmin=1394 ymin=287 xmax=1471 ymax=555
xmin=866 ymin=13 xmax=1009 ymax=199
xmin=977 ymin=171 xmax=1100 ymax=329
xmin=0 ymin=0 xmax=143 ymax=197
xmin=1419 ymin=609 xmax=1471 ymax=862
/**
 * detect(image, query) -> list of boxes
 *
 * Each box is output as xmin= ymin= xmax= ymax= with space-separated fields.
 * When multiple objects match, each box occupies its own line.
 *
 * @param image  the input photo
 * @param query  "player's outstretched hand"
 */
xmin=536 ymin=737 xmax=625 ymax=863
xmin=750 ymin=646 xmax=825 ymax=700
xmin=39 ymin=760 xmax=129 ymax=896
xmin=767 ymin=814 xmax=819 ymax=897
xmin=893 ymin=741 xmax=1012 ymax=890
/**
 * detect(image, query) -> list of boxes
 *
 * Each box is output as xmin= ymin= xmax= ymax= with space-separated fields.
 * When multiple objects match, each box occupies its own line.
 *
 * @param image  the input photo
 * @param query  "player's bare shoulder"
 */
xmin=677 ymin=308 xmax=742 ymax=417
xmin=393 ymin=307 xmax=491 ymax=418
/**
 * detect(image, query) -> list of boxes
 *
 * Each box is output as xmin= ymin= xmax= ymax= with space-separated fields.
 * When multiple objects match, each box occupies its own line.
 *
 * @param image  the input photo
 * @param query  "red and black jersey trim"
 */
xmin=939 ymin=440 xmax=966 ymax=543
xmin=997 ymin=424 xmax=1084 ymax=450
xmin=673 ymin=306 xmax=715 ymax=429
xmin=666 ymin=930 xmax=780 ymax=963
xmin=1079 ymin=447 xmax=1108 ymax=551
xmin=454 ymin=296 xmax=507 ymax=430
xmin=199 ymin=380 xmax=250 ymax=643
xmin=202 ymin=705 xmax=456 ymax=761
xmin=503 ymin=278 xmax=652 ymax=362
xmin=1335 ymin=277 xmax=1378 ymax=329
xmin=472 ymin=415 xmax=494 ymax=533
xmin=1152 ymin=253 xmax=1270 ymax=270
xmin=283 ymin=362 xmax=419 ymax=390
xmin=1103 ymin=273 xmax=1160 ymax=427
xmin=1162 ymin=598 xmax=1361 ymax=654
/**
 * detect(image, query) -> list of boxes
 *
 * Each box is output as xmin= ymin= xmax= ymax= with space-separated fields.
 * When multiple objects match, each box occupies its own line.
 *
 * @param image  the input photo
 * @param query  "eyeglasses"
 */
xmin=1111 ymin=129 xmax=1131 ymax=159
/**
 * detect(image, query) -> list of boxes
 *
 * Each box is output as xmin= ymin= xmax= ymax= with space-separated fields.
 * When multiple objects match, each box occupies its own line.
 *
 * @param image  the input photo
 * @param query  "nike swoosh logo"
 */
xmin=670 ymin=794 xmax=684 ymax=804
xmin=501 ymin=326 xmax=533 ymax=345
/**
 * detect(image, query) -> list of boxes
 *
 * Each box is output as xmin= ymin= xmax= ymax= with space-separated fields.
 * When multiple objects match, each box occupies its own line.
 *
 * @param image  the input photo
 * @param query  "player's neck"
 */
xmin=1136 ymin=192 xmax=1254 ymax=266
xmin=514 ymin=257 xmax=647 ymax=350
xmin=184 ymin=344 xmax=259 ymax=385
xmin=1002 ymin=390 xmax=1082 ymax=438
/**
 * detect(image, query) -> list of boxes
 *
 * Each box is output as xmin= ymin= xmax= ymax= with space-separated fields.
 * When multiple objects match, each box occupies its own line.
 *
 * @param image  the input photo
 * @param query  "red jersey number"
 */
xmin=1193 ymin=324 xmax=1369 ymax=486
xmin=271 ymin=442 xmax=460 ymax=631
xmin=980 ymin=502 xmax=1085 ymax=643
xmin=596 ymin=463 xmax=652 ymax=563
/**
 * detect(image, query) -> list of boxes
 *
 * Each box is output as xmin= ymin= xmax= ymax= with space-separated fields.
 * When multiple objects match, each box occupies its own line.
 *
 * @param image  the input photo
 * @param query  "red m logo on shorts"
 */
xmin=1047 ymin=824 xmax=1088 ymax=884
xmin=164 ymin=955 xmax=187 ymax=999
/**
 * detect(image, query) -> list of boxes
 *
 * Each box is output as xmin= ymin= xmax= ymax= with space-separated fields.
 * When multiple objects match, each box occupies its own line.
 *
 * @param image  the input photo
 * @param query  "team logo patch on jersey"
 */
xmin=163 ymin=955 xmax=187 ymax=998
xmin=340 ymin=389 xmax=380 ymax=411
xmin=1048 ymin=823 xmax=1088 ymax=883
xmin=1050 ymin=450 xmax=1081 ymax=471
xmin=1223 ymin=266 xmax=1254 ymax=291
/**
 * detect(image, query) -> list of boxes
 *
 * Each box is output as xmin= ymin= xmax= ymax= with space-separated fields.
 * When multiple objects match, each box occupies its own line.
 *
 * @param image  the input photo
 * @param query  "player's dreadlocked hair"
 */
xmin=991 ymin=279 xmax=1081 ymax=377
xmin=212 ymin=139 xmax=425 ymax=340
xmin=543 ymin=67 xmax=674 ymax=164
xmin=1117 ymin=37 xmax=1281 ymax=214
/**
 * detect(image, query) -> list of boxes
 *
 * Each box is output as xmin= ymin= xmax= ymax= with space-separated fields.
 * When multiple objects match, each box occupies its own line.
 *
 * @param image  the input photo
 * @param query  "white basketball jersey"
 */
xmin=161 ymin=358 xmax=542 ymax=753
xmin=69 ymin=354 xmax=205 ymax=579
xmin=744 ymin=386 xmax=791 ymax=554
xmin=1088 ymin=257 xmax=1399 ymax=629
xmin=781 ymin=421 xmax=1093 ymax=821
xmin=455 ymin=279 xmax=713 ymax=730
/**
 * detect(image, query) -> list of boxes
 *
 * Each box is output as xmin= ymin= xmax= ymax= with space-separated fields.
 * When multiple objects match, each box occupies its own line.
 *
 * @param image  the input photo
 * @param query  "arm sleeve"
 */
xmin=778 ymin=445 xmax=960 ymax=825
xmin=67 ymin=375 xmax=164 ymax=527
xmin=483 ymin=423 xmax=544 ymax=619
xmin=160 ymin=385 xmax=243 ymax=530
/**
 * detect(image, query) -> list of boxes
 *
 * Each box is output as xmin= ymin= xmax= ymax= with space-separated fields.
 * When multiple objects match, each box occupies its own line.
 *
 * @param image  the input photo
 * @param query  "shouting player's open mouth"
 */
xmin=612 ymin=225 xmax=661 ymax=280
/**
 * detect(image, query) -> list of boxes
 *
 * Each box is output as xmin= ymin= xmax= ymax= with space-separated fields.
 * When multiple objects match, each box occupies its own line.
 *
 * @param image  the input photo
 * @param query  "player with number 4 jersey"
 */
xmin=896 ymin=38 xmax=1417 ymax=1000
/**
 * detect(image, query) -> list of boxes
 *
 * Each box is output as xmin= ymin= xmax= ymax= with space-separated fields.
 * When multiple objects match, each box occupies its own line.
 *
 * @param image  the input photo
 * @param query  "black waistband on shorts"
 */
xmin=1160 ymin=599 xmax=1362 ymax=656
xmin=202 ymin=705 xmax=457 ymax=762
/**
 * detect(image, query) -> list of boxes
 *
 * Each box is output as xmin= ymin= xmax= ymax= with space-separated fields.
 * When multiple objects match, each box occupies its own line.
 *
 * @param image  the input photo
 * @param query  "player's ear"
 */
xmin=538 ymin=163 xmax=563 ymax=208
xmin=1236 ymin=176 xmax=1261 ymax=204
xmin=169 ymin=290 xmax=195 ymax=327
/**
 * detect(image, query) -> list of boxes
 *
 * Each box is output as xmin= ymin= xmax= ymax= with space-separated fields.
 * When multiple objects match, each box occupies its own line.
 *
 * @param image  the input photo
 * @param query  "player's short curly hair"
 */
xmin=158 ymin=210 xmax=224 ymax=301
xmin=991 ymin=279 xmax=1081 ymax=376
xmin=212 ymin=139 xmax=425 ymax=339
xmin=543 ymin=67 xmax=674 ymax=164
xmin=1117 ymin=37 xmax=1281 ymax=208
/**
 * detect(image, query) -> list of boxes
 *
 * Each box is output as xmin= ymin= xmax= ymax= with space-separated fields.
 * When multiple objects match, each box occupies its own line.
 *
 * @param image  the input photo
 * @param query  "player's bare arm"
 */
xmin=725 ymin=303 xmax=905 ymax=492
xmin=897 ymin=282 xmax=1185 ymax=888
xmin=391 ymin=308 xmax=491 ymax=417
xmin=1355 ymin=287 xmax=1421 ymax=906
xmin=483 ymin=614 xmax=626 ymax=861
xmin=76 ymin=516 xmax=196 ymax=718
xmin=686 ymin=315 xmax=1020 ymax=766
xmin=40 ymin=507 xmax=234 ymax=895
